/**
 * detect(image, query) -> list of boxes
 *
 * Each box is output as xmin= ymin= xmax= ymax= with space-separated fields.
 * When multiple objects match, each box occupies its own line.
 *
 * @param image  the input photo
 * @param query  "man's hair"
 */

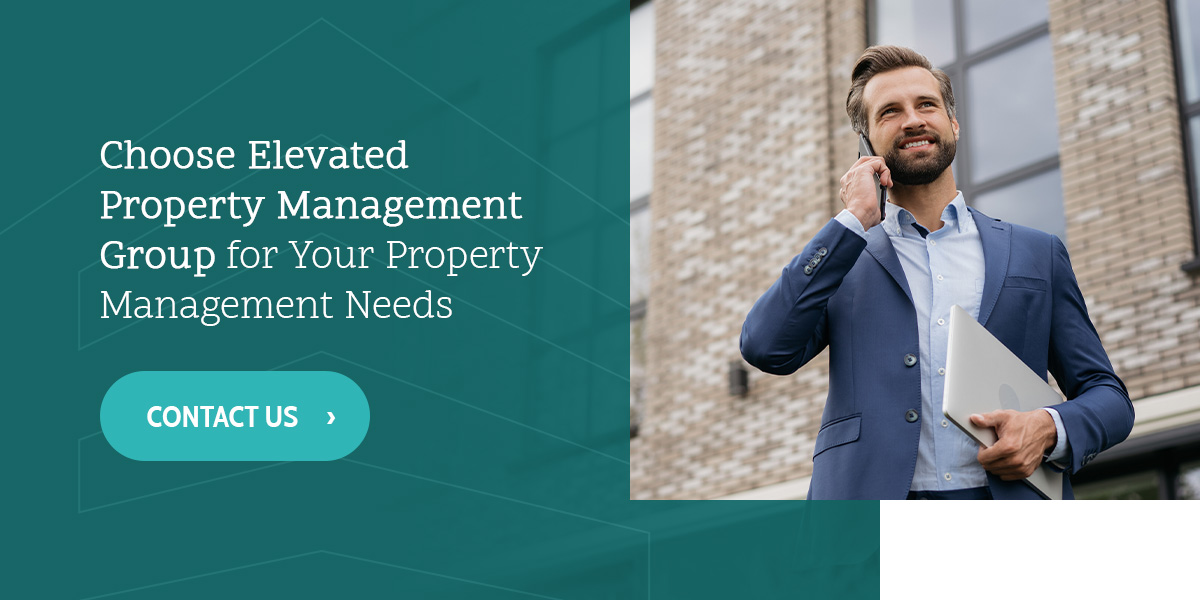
xmin=846 ymin=45 xmax=956 ymax=135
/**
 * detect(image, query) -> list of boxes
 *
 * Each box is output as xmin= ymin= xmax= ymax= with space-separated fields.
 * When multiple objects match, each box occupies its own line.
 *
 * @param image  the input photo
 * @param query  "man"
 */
xmin=739 ymin=45 xmax=1134 ymax=500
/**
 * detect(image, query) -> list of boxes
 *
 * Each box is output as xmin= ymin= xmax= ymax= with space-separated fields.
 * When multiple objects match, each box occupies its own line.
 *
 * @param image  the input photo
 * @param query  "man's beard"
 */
xmin=883 ymin=134 xmax=956 ymax=186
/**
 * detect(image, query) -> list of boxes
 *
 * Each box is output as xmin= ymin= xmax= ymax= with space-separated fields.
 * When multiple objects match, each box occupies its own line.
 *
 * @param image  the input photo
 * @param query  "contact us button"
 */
xmin=101 ymin=371 xmax=369 ymax=461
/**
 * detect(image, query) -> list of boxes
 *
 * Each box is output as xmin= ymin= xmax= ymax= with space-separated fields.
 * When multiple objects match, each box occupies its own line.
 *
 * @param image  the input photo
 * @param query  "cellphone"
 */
xmin=857 ymin=133 xmax=887 ymax=220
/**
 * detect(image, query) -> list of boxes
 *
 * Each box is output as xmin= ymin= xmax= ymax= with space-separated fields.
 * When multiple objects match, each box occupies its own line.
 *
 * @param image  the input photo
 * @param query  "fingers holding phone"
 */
xmin=839 ymin=155 xmax=891 ymax=230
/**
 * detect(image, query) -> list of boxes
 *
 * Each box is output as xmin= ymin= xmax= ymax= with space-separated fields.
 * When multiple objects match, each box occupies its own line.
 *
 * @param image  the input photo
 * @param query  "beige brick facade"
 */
xmin=1050 ymin=0 xmax=1200 ymax=398
xmin=631 ymin=0 xmax=1200 ymax=499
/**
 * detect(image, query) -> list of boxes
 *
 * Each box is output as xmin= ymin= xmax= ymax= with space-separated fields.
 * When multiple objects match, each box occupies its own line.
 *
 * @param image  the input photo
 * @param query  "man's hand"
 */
xmin=971 ymin=409 xmax=1057 ymax=480
xmin=838 ymin=156 xmax=892 ymax=230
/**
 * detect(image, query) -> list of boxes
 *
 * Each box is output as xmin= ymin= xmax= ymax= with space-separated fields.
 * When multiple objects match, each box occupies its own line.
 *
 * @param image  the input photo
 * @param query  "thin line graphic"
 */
xmin=318 ymin=18 xmax=628 ymax=226
xmin=79 ymin=550 xmax=566 ymax=600
xmin=343 ymin=457 xmax=646 ymax=535
xmin=78 ymin=551 xmax=324 ymax=600
xmin=3 ymin=19 xmax=325 ymax=241
xmin=321 ymin=550 xmax=565 ymax=600
xmin=76 ymin=431 xmax=104 ymax=513
xmin=646 ymin=533 xmax=652 ymax=599
xmin=78 ymin=460 xmax=289 ymax=514
xmin=1 ymin=167 xmax=102 ymax=238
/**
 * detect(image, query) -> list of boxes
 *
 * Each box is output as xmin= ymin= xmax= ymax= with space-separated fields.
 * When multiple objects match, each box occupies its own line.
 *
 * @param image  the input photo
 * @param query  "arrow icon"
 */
xmin=327 ymin=412 xmax=336 ymax=425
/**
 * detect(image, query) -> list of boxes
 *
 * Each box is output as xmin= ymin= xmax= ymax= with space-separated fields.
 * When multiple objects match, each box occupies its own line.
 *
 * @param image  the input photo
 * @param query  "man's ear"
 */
xmin=951 ymin=115 xmax=959 ymax=141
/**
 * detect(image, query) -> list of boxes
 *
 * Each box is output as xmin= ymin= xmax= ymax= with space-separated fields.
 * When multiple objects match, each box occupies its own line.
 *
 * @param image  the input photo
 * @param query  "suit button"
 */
xmin=803 ymin=265 xmax=813 ymax=275
xmin=817 ymin=247 xmax=828 ymax=256
xmin=903 ymin=353 xmax=917 ymax=367
xmin=905 ymin=409 xmax=919 ymax=423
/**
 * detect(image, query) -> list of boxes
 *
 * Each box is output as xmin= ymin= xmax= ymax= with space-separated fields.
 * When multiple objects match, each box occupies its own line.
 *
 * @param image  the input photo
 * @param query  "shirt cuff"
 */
xmin=834 ymin=209 xmax=869 ymax=239
xmin=1041 ymin=407 xmax=1069 ymax=466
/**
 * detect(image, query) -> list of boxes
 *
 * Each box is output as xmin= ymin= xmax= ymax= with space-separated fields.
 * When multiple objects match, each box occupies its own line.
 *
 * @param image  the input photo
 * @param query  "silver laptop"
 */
xmin=944 ymin=304 xmax=1064 ymax=500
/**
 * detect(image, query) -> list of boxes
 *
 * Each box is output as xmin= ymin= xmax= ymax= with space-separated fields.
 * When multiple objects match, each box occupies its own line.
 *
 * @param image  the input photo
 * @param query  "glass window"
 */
xmin=1075 ymin=470 xmax=1162 ymax=500
xmin=630 ymin=3 xmax=654 ymax=437
xmin=631 ymin=207 xmax=651 ymax=304
xmin=1177 ymin=460 xmax=1200 ymax=499
xmin=631 ymin=2 xmax=655 ymax=100
xmin=631 ymin=97 xmax=654 ymax=201
xmin=1171 ymin=1 xmax=1200 ymax=262
xmin=874 ymin=0 xmax=956 ymax=67
xmin=963 ymin=0 xmax=1048 ymax=53
xmin=1188 ymin=116 xmax=1200 ymax=204
xmin=630 ymin=318 xmax=646 ymax=436
xmin=973 ymin=168 xmax=1066 ymax=239
xmin=1177 ymin=0 xmax=1200 ymax=104
xmin=965 ymin=35 xmax=1059 ymax=183
xmin=872 ymin=1 xmax=1061 ymax=237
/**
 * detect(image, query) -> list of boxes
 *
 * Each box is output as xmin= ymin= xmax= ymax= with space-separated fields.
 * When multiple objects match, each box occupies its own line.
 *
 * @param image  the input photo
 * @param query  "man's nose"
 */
xmin=901 ymin=107 xmax=927 ymax=130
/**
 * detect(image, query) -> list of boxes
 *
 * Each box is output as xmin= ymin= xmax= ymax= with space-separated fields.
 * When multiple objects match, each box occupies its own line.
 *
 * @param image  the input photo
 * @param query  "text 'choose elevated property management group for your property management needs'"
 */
xmin=94 ymin=140 xmax=543 ymax=327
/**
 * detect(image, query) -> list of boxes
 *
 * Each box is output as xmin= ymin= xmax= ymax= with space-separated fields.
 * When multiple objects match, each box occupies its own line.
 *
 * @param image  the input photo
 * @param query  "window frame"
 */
xmin=630 ymin=1 xmax=653 ymax=437
xmin=1167 ymin=0 xmax=1200 ymax=272
xmin=867 ymin=0 xmax=1060 ymax=216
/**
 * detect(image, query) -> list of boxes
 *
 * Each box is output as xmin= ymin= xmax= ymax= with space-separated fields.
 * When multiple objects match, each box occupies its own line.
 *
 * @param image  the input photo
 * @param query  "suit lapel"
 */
xmin=971 ymin=208 xmax=1011 ymax=326
xmin=864 ymin=226 xmax=914 ymax=305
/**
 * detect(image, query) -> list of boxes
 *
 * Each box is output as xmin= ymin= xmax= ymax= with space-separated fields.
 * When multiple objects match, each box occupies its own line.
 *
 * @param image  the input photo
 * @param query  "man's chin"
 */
xmin=890 ymin=162 xmax=949 ymax=186
xmin=887 ymin=152 xmax=954 ymax=186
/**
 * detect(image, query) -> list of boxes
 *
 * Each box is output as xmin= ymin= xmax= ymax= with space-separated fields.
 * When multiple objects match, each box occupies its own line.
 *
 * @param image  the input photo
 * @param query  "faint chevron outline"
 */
xmin=78 ymin=549 xmax=567 ymax=600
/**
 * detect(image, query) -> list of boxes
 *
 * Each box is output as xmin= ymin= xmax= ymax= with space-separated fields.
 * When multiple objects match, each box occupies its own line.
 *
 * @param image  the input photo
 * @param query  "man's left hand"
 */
xmin=971 ymin=409 xmax=1057 ymax=480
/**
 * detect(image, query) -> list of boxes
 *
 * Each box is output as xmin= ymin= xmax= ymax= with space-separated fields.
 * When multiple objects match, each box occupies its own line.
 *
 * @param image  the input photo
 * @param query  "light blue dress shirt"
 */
xmin=834 ymin=193 xmax=1067 ymax=491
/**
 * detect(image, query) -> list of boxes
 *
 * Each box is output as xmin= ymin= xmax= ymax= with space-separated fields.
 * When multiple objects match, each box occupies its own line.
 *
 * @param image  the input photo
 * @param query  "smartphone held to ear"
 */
xmin=857 ymin=134 xmax=887 ymax=220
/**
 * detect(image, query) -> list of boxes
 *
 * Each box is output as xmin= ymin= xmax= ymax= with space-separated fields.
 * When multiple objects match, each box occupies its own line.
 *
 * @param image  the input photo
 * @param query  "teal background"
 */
xmin=2 ymin=1 xmax=879 ymax=597
xmin=101 ymin=371 xmax=369 ymax=461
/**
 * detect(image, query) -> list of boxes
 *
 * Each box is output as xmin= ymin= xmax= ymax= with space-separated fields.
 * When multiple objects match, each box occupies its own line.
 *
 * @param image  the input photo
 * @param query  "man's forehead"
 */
xmin=863 ymin=66 xmax=942 ymax=110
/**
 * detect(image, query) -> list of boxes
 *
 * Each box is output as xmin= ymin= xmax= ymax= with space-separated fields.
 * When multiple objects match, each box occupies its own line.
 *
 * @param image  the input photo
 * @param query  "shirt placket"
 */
xmin=927 ymin=226 xmax=956 ymax=489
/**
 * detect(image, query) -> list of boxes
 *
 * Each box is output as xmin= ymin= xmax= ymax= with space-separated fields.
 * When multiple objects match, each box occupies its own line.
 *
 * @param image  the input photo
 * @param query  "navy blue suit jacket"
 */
xmin=740 ymin=208 xmax=1135 ymax=500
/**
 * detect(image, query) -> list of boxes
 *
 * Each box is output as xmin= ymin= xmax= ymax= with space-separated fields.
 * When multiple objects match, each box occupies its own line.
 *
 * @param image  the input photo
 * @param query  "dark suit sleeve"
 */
xmin=1045 ymin=235 xmax=1135 ymax=474
xmin=740 ymin=218 xmax=868 ymax=375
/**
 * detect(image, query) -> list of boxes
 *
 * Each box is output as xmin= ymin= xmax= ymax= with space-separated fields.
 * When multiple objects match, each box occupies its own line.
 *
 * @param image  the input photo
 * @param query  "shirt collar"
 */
xmin=883 ymin=191 xmax=971 ymax=237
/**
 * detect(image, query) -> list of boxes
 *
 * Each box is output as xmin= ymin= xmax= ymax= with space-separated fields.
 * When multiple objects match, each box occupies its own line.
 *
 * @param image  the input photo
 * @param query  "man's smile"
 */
xmin=899 ymin=135 xmax=935 ymax=151
xmin=884 ymin=129 xmax=955 ymax=185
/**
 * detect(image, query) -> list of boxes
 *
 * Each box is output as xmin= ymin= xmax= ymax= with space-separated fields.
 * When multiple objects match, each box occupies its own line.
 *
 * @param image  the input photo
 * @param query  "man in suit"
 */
xmin=740 ymin=45 xmax=1134 ymax=500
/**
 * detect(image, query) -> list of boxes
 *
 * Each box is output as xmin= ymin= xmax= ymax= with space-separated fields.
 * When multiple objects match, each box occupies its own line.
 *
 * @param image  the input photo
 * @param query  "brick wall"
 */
xmin=630 ymin=0 xmax=866 ymax=499
xmin=631 ymin=0 xmax=1200 ymax=499
xmin=1050 ymin=0 xmax=1200 ymax=399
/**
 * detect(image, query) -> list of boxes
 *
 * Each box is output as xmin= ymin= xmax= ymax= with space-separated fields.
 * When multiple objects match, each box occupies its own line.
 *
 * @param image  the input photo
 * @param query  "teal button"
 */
xmin=101 ymin=371 xmax=369 ymax=461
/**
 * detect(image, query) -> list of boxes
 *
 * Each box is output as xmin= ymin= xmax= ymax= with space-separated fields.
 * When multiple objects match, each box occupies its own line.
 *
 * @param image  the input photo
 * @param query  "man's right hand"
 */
xmin=838 ymin=156 xmax=891 ymax=230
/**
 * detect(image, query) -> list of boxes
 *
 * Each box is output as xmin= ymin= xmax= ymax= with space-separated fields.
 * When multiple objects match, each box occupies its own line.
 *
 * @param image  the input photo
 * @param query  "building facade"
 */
xmin=631 ymin=0 xmax=1200 ymax=500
